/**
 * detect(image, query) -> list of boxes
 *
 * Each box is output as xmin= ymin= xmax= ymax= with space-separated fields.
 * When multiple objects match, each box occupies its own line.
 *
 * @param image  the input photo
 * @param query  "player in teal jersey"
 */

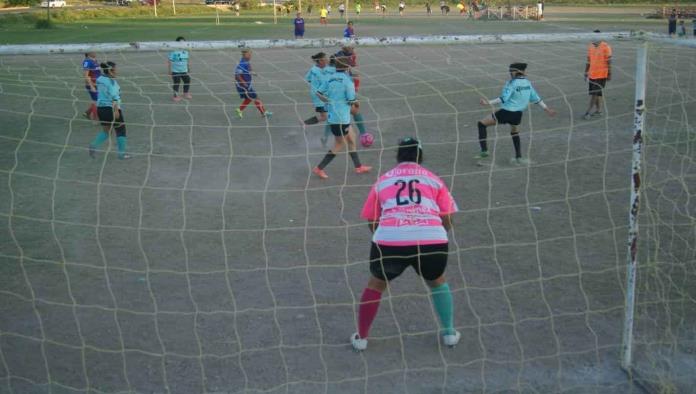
xmin=476 ymin=63 xmax=556 ymax=165
xmin=89 ymin=61 xmax=130 ymax=160
xmin=168 ymin=36 xmax=191 ymax=102
xmin=312 ymin=57 xmax=371 ymax=179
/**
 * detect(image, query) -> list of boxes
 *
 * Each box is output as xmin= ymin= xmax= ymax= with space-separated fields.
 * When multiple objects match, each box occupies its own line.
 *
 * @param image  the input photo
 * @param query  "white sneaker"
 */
xmin=442 ymin=331 xmax=461 ymax=347
xmin=351 ymin=333 xmax=367 ymax=351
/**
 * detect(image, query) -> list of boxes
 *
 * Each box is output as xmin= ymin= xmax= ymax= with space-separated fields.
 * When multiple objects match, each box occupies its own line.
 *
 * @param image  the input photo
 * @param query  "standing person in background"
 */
xmin=320 ymin=5 xmax=328 ymax=24
xmin=536 ymin=0 xmax=543 ymax=21
xmin=583 ymin=32 xmax=612 ymax=120
xmin=355 ymin=2 xmax=361 ymax=17
xmin=380 ymin=2 xmax=386 ymax=16
xmin=425 ymin=2 xmax=432 ymax=15
xmin=668 ymin=9 xmax=677 ymax=36
xmin=398 ymin=0 xmax=405 ymax=16
xmin=82 ymin=52 xmax=100 ymax=120
xmin=168 ymin=36 xmax=192 ymax=102
xmin=234 ymin=2 xmax=240 ymax=16
xmin=344 ymin=20 xmax=355 ymax=38
xmin=307 ymin=3 xmax=313 ymax=15
xmin=327 ymin=4 xmax=332 ymax=15
xmin=294 ymin=12 xmax=306 ymax=39
xmin=338 ymin=2 xmax=345 ymax=18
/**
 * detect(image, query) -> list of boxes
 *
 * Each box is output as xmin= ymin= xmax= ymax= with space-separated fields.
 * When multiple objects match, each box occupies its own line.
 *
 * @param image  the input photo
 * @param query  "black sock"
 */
xmin=317 ymin=151 xmax=336 ymax=169
xmin=477 ymin=122 xmax=488 ymax=152
xmin=511 ymin=134 xmax=521 ymax=158
xmin=304 ymin=116 xmax=319 ymax=125
xmin=349 ymin=151 xmax=362 ymax=167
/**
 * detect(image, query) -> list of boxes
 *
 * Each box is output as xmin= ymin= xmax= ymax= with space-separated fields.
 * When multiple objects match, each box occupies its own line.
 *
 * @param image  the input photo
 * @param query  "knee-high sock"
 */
xmin=431 ymin=283 xmax=455 ymax=336
xmin=358 ymin=288 xmax=382 ymax=339
xmin=353 ymin=113 xmax=367 ymax=135
xmin=477 ymin=122 xmax=488 ymax=152
xmin=323 ymin=123 xmax=332 ymax=140
xmin=116 ymin=136 xmax=127 ymax=157
xmin=349 ymin=151 xmax=362 ymax=168
xmin=239 ymin=98 xmax=252 ymax=111
xmin=91 ymin=131 xmax=108 ymax=148
xmin=254 ymin=100 xmax=266 ymax=115
xmin=317 ymin=151 xmax=336 ymax=170
xmin=511 ymin=134 xmax=521 ymax=158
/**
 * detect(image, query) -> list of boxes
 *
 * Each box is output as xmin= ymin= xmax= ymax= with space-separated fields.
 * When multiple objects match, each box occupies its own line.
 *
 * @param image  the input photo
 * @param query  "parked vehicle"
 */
xmin=40 ymin=0 xmax=66 ymax=7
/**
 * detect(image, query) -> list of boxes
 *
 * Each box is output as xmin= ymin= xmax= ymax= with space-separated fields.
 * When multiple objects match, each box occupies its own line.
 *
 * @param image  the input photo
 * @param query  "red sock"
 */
xmin=254 ymin=100 xmax=266 ymax=115
xmin=239 ymin=98 xmax=252 ymax=111
xmin=353 ymin=78 xmax=361 ymax=93
xmin=358 ymin=288 xmax=382 ymax=339
xmin=89 ymin=103 xmax=97 ymax=119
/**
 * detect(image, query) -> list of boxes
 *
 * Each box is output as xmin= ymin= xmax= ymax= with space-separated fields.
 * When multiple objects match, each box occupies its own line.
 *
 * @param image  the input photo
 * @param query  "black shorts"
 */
xmin=369 ymin=242 xmax=448 ymax=281
xmin=97 ymin=107 xmax=126 ymax=137
xmin=329 ymin=123 xmax=350 ymax=137
xmin=588 ymin=78 xmax=606 ymax=96
xmin=494 ymin=109 xmax=523 ymax=126
xmin=315 ymin=106 xmax=327 ymax=113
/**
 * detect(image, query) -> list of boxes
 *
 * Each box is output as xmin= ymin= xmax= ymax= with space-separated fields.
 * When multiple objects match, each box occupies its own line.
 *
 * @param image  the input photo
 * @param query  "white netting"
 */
xmin=0 ymin=38 xmax=693 ymax=393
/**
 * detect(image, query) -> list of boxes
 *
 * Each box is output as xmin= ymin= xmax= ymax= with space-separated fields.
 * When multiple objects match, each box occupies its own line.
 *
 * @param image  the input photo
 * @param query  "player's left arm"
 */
xmin=605 ymin=45 xmax=613 ymax=81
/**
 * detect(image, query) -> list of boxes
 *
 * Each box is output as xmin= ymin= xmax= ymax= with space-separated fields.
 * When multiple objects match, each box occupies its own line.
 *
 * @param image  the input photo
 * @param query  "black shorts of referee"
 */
xmin=369 ymin=242 xmax=449 ymax=281
xmin=588 ymin=78 xmax=607 ymax=97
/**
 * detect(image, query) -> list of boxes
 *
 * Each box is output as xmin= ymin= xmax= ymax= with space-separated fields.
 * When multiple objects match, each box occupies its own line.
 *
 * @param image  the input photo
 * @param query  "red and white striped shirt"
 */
xmin=361 ymin=162 xmax=458 ymax=246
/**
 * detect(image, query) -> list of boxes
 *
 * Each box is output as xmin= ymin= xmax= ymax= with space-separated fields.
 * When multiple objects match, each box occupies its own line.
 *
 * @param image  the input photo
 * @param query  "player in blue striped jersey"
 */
xmin=477 ymin=63 xmax=556 ymax=165
xmin=312 ymin=57 xmax=371 ymax=179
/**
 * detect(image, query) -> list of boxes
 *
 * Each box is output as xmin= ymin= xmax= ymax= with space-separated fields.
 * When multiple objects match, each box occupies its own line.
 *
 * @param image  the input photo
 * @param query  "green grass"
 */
xmin=0 ymin=5 xmax=673 ymax=45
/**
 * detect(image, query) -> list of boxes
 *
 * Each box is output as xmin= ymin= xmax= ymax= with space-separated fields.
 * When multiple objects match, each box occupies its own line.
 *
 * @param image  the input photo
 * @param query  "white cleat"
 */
xmin=442 ymin=331 xmax=461 ymax=348
xmin=351 ymin=333 xmax=367 ymax=351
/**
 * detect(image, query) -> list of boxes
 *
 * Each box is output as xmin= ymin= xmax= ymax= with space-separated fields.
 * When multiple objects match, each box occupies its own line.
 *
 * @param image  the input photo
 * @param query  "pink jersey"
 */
xmin=361 ymin=162 xmax=458 ymax=246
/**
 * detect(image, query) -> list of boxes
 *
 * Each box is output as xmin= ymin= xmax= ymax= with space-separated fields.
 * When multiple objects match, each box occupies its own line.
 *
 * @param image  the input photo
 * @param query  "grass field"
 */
xmin=0 ymin=5 xmax=678 ymax=44
xmin=0 ymin=5 xmax=695 ymax=394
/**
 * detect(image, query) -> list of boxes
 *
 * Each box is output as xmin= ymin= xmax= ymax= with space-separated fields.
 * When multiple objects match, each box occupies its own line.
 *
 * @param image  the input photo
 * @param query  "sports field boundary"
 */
xmin=0 ymin=31 xmax=657 ymax=55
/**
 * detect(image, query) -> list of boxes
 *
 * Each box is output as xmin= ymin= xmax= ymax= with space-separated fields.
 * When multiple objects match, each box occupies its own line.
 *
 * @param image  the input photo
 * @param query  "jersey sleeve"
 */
xmin=500 ymin=81 xmax=513 ymax=103
xmin=168 ymin=52 xmax=175 ymax=62
xmin=436 ymin=181 xmax=458 ymax=215
xmin=604 ymin=44 xmax=612 ymax=59
xmin=304 ymin=69 xmax=313 ymax=84
xmin=82 ymin=60 xmax=91 ymax=71
xmin=360 ymin=185 xmax=382 ymax=221
xmin=529 ymin=84 xmax=542 ymax=104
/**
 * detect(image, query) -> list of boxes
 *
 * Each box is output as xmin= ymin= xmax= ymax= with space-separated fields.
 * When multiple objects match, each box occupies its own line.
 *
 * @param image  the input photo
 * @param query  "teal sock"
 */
xmin=91 ymin=131 xmax=108 ymax=148
xmin=353 ymin=113 xmax=367 ymax=135
xmin=431 ymin=283 xmax=455 ymax=336
xmin=323 ymin=123 xmax=331 ymax=139
xmin=116 ymin=136 xmax=127 ymax=157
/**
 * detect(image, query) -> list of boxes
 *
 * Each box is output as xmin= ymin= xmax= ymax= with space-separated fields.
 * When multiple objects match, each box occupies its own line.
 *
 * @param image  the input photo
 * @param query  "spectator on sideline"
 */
xmin=668 ymin=9 xmax=677 ymax=36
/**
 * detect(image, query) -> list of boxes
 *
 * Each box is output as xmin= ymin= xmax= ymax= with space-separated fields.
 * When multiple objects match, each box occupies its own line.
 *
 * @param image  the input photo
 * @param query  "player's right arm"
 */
xmin=167 ymin=53 xmax=173 ymax=76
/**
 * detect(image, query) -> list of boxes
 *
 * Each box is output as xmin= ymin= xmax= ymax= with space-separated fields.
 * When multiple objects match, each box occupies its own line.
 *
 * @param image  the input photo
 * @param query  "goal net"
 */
xmin=0 ymin=35 xmax=693 ymax=393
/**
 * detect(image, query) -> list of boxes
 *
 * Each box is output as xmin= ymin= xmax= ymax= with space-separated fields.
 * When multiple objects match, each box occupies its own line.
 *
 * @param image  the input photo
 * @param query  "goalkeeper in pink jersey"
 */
xmin=352 ymin=137 xmax=460 ymax=351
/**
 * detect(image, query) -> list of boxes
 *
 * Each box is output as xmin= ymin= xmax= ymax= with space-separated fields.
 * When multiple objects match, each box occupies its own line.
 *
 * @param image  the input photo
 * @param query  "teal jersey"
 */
xmin=305 ymin=65 xmax=326 ymax=107
xmin=318 ymin=71 xmax=355 ymax=125
xmin=96 ymin=75 xmax=121 ymax=107
xmin=325 ymin=65 xmax=336 ymax=75
xmin=168 ymin=50 xmax=189 ymax=73
xmin=499 ymin=77 xmax=541 ymax=112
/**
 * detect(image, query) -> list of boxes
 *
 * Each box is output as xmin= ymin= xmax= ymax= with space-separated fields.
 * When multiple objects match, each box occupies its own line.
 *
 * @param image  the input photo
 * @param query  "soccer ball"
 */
xmin=360 ymin=132 xmax=374 ymax=147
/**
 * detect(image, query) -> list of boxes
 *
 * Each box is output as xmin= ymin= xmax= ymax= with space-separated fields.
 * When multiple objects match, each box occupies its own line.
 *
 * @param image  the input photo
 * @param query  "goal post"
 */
xmin=620 ymin=42 xmax=647 ymax=373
